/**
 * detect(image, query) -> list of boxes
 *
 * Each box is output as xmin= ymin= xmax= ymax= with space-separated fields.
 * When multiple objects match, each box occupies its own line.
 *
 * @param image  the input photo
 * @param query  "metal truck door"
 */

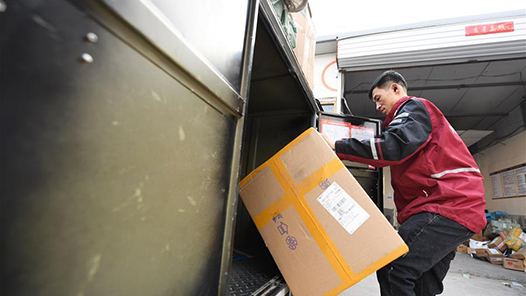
xmin=0 ymin=0 xmax=257 ymax=295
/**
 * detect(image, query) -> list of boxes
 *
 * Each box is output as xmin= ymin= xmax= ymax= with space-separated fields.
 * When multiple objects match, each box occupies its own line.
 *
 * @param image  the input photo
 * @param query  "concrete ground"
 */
xmin=340 ymin=253 xmax=526 ymax=295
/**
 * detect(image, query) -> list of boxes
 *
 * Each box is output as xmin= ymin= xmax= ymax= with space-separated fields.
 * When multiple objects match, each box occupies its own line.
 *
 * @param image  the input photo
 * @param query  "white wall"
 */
xmin=313 ymin=53 xmax=340 ymax=100
xmin=474 ymin=131 xmax=526 ymax=216
xmin=383 ymin=167 xmax=395 ymax=210
xmin=382 ymin=167 xmax=397 ymax=227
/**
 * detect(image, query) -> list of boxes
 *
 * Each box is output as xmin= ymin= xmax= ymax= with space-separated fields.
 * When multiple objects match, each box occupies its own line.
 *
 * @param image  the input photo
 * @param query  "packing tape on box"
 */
xmin=242 ymin=128 xmax=355 ymax=283
xmin=240 ymin=128 xmax=408 ymax=295
xmin=251 ymin=157 xmax=344 ymax=229
xmin=271 ymin=157 xmax=355 ymax=283
xmin=239 ymin=128 xmax=315 ymax=189
xmin=326 ymin=244 xmax=408 ymax=296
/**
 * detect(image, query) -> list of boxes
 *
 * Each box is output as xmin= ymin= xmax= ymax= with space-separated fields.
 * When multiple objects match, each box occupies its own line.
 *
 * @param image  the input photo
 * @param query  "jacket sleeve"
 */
xmin=335 ymin=99 xmax=432 ymax=167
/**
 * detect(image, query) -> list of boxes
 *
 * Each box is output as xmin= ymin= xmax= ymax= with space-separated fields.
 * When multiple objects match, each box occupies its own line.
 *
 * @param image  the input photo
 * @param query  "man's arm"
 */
xmin=331 ymin=99 xmax=433 ymax=167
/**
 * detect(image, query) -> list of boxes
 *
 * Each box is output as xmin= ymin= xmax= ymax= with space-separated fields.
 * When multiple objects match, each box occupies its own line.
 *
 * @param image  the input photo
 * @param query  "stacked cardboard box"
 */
xmin=484 ymin=248 xmax=504 ymax=265
xmin=455 ymin=245 xmax=468 ymax=254
xmin=292 ymin=5 xmax=315 ymax=88
xmin=471 ymin=232 xmax=490 ymax=242
xmin=488 ymin=236 xmax=507 ymax=252
xmin=466 ymin=247 xmax=477 ymax=255
xmin=462 ymin=220 xmax=526 ymax=272
xmin=484 ymin=219 xmax=521 ymax=238
xmin=511 ymin=248 xmax=526 ymax=260
xmin=503 ymin=258 xmax=524 ymax=271
xmin=467 ymin=238 xmax=489 ymax=258
xmin=507 ymin=248 xmax=526 ymax=272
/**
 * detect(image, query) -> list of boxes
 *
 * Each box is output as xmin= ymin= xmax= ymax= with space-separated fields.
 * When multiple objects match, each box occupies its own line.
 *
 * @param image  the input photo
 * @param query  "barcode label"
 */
xmin=332 ymin=198 xmax=346 ymax=212
xmin=317 ymin=182 xmax=369 ymax=236
xmin=488 ymin=249 xmax=499 ymax=255
xmin=490 ymin=257 xmax=502 ymax=261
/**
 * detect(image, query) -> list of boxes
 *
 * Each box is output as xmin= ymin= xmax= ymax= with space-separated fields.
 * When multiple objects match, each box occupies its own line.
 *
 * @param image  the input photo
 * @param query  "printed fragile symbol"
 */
xmin=319 ymin=179 xmax=331 ymax=190
xmin=277 ymin=222 xmax=288 ymax=235
xmin=286 ymin=236 xmax=297 ymax=250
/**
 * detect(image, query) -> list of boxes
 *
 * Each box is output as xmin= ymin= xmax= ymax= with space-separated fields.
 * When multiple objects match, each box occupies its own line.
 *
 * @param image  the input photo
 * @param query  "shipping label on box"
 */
xmin=489 ymin=257 xmax=503 ymax=264
xmin=239 ymin=128 xmax=408 ymax=296
xmin=317 ymin=182 xmax=370 ymax=236
xmin=487 ymin=248 xmax=500 ymax=255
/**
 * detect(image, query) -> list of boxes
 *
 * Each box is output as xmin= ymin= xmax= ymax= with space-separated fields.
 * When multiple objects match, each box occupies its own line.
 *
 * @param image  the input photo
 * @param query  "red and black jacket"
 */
xmin=335 ymin=96 xmax=487 ymax=233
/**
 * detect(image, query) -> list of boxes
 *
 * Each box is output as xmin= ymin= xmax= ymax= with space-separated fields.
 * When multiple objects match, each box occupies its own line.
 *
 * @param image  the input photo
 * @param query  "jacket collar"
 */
xmin=382 ymin=96 xmax=413 ymax=129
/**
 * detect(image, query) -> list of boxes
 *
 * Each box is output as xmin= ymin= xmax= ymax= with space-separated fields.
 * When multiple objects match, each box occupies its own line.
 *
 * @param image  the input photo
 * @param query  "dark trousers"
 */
xmin=377 ymin=212 xmax=474 ymax=296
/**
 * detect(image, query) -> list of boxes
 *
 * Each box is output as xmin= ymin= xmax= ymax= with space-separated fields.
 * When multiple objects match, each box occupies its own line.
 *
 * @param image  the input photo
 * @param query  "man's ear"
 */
xmin=392 ymin=83 xmax=399 ymax=93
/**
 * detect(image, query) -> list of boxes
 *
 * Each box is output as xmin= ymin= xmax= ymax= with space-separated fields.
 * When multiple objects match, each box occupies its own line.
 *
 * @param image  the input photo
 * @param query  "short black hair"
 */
xmin=368 ymin=71 xmax=408 ymax=100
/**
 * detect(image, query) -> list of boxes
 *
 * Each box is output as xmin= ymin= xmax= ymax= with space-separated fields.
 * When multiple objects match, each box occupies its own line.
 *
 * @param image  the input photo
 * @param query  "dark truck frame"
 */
xmin=0 ymin=1 xmax=382 ymax=295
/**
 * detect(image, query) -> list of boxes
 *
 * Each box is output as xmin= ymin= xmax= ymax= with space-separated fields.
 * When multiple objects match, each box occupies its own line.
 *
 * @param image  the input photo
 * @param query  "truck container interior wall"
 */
xmin=233 ymin=12 xmax=384 ymax=263
xmin=235 ymin=13 xmax=314 ymax=260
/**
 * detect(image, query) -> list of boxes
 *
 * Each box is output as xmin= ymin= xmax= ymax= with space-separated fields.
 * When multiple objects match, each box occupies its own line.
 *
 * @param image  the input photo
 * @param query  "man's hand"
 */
xmin=321 ymin=133 xmax=336 ymax=150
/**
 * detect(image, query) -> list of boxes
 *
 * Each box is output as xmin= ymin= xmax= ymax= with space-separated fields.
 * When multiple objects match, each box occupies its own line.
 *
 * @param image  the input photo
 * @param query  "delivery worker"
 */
xmin=322 ymin=71 xmax=486 ymax=296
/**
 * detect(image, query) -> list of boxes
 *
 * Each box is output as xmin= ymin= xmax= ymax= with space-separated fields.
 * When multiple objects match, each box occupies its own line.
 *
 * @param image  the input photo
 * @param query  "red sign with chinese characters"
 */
xmin=465 ymin=21 xmax=514 ymax=36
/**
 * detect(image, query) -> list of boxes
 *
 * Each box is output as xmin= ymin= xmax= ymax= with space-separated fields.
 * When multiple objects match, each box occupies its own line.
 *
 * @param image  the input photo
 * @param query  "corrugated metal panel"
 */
xmin=337 ymin=15 xmax=526 ymax=71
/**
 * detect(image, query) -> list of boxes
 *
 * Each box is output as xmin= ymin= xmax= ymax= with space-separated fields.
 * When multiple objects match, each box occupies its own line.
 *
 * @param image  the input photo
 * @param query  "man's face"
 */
xmin=371 ymin=83 xmax=403 ymax=115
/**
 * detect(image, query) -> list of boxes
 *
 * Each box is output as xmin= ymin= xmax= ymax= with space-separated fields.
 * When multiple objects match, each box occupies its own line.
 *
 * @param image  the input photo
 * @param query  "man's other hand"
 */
xmin=321 ymin=133 xmax=336 ymax=150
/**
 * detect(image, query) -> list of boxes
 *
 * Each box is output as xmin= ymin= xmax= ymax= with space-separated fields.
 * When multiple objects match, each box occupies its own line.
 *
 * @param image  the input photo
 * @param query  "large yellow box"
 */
xmin=239 ymin=128 xmax=408 ymax=296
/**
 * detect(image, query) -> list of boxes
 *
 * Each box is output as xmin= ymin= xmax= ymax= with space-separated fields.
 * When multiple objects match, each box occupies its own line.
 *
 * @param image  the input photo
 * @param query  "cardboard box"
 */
xmin=488 ymin=236 xmax=507 ymax=252
xmin=466 ymin=247 xmax=477 ymax=255
xmin=456 ymin=245 xmax=468 ymax=254
xmin=471 ymin=232 xmax=490 ymax=242
xmin=510 ymin=248 xmax=526 ymax=260
xmin=485 ymin=248 xmax=503 ymax=264
xmin=503 ymin=258 xmax=524 ymax=271
xmin=239 ymin=128 xmax=408 ymax=296
xmin=292 ymin=5 xmax=315 ymax=88
xmin=474 ymin=248 xmax=487 ymax=258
